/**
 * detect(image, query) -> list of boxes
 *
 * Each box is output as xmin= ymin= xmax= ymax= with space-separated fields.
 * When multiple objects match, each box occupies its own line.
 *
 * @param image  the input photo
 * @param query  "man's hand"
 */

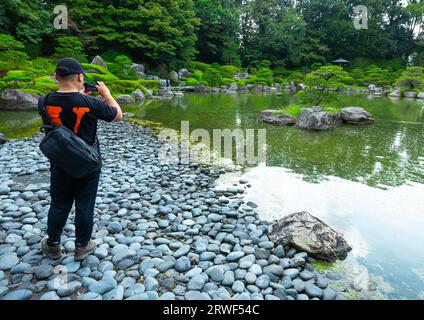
xmin=96 ymin=81 xmax=112 ymax=98
xmin=79 ymin=88 xmax=92 ymax=96
xmin=95 ymin=81 xmax=123 ymax=122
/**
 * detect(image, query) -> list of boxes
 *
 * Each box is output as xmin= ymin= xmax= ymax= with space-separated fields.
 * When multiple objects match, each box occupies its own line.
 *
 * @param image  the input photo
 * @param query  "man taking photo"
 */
xmin=38 ymin=57 xmax=123 ymax=261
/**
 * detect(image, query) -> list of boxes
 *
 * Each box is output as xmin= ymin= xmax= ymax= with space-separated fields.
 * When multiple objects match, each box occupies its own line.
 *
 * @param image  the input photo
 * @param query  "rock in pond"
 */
xmin=115 ymin=95 xmax=136 ymax=105
xmin=403 ymin=91 xmax=418 ymax=98
xmin=340 ymin=107 xmax=374 ymax=124
xmin=268 ymin=211 xmax=351 ymax=261
xmin=0 ymin=90 xmax=39 ymax=111
xmin=258 ymin=110 xmax=297 ymax=126
xmin=297 ymin=106 xmax=341 ymax=131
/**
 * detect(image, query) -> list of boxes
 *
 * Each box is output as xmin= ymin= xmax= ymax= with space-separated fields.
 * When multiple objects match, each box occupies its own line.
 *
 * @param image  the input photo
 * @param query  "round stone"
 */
xmin=3 ymin=289 xmax=32 ymax=300
xmin=187 ymin=274 xmax=207 ymax=291
xmin=0 ymin=253 xmax=19 ymax=270
xmin=107 ymin=222 xmax=123 ymax=233
xmin=34 ymin=265 xmax=54 ymax=280
xmin=245 ymin=272 xmax=257 ymax=284
xmin=232 ymin=280 xmax=245 ymax=293
xmin=226 ymin=251 xmax=245 ymax=262
xmin=40 ymin=291 xmax=60 ymax=300
xmin=255 ymin=275 xmax=270 ymax=289
xmin=174 ymin=256 xmax=191 ymax=273
xmin=208 ymin=266 xmax=224 ymax=282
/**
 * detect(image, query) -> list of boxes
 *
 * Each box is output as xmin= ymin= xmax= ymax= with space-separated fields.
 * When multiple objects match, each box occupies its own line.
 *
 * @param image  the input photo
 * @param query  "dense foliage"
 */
xmin=0 ymin=0 xmax=422 ymax=69
xmin=0 ymin=0 xmax=423 ymax=96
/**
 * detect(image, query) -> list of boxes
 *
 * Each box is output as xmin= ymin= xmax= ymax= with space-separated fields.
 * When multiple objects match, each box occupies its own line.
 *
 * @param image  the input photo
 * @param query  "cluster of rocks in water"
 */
xmin=259 ymin=106 xmax=374 ymax=130
xmin=0 ymin=121 xmax=350 ymax=300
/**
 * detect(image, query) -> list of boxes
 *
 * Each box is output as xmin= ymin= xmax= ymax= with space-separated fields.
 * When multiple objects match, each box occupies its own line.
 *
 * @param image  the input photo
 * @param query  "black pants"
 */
xmin=47 ymin=164 xmax=100 ymax=247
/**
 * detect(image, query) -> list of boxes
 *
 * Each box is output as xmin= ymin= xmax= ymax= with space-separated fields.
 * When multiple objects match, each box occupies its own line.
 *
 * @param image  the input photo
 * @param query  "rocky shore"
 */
xmin=0 ymin=121 xmax=347 ymax=300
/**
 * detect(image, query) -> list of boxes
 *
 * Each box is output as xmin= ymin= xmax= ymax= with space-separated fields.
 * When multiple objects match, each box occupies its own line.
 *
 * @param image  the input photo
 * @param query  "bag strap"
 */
xmin=38 ymin=92 xmax=55 ymax=132
xmin=81 ymin=94 xmax=100 ymax=146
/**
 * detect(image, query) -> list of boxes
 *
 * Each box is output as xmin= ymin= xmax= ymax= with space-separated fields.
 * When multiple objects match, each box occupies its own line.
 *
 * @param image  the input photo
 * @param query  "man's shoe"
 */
xmin=74 ymin=240 xmax=97 ymax=261
xmin=41 ymin=238 xmax=62 ymax=260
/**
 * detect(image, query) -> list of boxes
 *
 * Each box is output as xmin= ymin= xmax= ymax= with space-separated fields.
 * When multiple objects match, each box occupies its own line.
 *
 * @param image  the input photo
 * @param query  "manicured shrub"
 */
xmin=256 ymin=68 xmax=273 ymax=86
xmin=274 ymin=77 xmax=284 ymax=84
xmin=81 ymin=63 xmax=111 ymax=75
xmin=2 ymin=70 xmax=32 ymax=82
xmin=203 ymin=68 xmax=222 ymax=87
xmin=185 ymin=78 xmax=199 ymax=86
xmin=192 ymin=70 xmax=203 ymax=81
xmin=341 ymin=76 xmax=355 ymax=85
xmin=396 ymin=66 xmax=424 ymax=90
xmin=84 ymin=73 xmax=119 ymax=83
xmin=35 ymin=76 xmax=55 ymax=84
xmin=108 ymin=79 xmax=160 ymax=95
xmin=220 ymin=65 xmax=240 ymax=79
xmin=108 ymin=55 xmax=137 ymax=80
xmin=236 ymin=80 xmax=246 ymax=87
xmin=222 ymin=78 xmax=235 ymax=86
xmin=286 ymin=71 xmax=305 ymax=84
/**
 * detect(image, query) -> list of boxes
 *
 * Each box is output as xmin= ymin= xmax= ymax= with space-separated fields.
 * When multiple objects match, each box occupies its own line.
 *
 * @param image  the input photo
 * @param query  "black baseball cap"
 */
xmin=55 ymin=58 xmax=85 ymax=76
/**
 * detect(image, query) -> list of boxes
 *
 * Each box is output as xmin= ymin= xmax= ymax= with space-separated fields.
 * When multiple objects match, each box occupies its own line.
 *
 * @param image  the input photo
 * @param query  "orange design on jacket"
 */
xmin=46 ymin=106 xmax=63 ymax=126
xmin=72 ymin=107 xmax=90 ymax=134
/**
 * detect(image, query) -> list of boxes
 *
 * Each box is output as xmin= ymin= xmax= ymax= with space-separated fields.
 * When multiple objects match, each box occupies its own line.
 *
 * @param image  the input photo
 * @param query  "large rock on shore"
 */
xmin=91 ymin=55 xmax=108 ymax=69
xmin=403 ymin=91 xmax=418 ymax=98
xmin=340 ymin=107 xmax=374 ymax=124
xmin=115 ymin=95 xmax=135 ymax=105
xmin=268 ymin=212 xmax=352 ymax=261
xmin=297 ymin=106 xmax=341 ymax=131
xmin=388 ymin=90 xmax=401 ymax=97
xmin=195 ymin=84 xmax=210 ymax=93
xmin=258 ymin=110 xmax=296 ymax=126
xmin=0 ymin=90 xmax=39 ymax=111
xmin=131 ymin=64 xmax=145 ymax=79
xmin=0 ymin=133 xmax=7 ymax=145
xmin=178 ymin=68 xmax=192 ymax=78
xmin=156 ymin=88 xmax=174 ymax=97
xmin=234 ymin=72 xmax=249 ymax=80
xmin=132 ymin=89 xmax=145 ymax=101
xmin=169 ymin=71 xmax=179 ymax=83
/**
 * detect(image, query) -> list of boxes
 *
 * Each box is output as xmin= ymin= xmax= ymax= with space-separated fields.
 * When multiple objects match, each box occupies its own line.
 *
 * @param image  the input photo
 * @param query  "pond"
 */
xmin=1 ymin=92 xmax=423 ymax=299
xmin=129 ymin=92 xmax=424 ymax=299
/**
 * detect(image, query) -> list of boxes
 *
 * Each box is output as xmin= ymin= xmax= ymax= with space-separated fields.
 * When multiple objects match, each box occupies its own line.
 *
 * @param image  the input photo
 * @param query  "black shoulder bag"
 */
xmin=38 ymin=93 xmax=101 ymax=179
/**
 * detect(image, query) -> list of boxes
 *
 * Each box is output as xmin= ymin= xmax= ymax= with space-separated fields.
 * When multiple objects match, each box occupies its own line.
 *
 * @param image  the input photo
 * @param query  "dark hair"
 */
xmin=57 ymin=74 xmax=79 ymax=81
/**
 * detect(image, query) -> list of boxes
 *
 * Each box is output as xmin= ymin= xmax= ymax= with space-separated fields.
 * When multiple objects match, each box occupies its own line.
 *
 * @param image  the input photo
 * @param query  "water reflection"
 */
xmin=136 ymin=93 xmax=424 ymax=188
xmin=218 ymin=166 xmax=424 ymax=299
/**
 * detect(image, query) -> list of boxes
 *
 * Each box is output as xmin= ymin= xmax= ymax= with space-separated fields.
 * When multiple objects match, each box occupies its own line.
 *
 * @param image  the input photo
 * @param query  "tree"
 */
xmin=109 ymin=55 xmax=137 ymax=80
xmin=26 ymin=58 xmax=56 ymax=84
xmin=396 ymin=66 xmax=424 ymax=89
xmin=240 ymin=1 xmax=306 ymax=67
xmin=66 ymin=0 xmax=199 ymax=68
xmin=53 ymin=36 xmax=87 ymax=62
xmin=297 ymin=66 xmax=348 ymax=105
xmin=0 ymin=0 xmax=53 ymax=46
xmin=0 ymin=34 xmax=29 ymax=70
xmin=194 ymin=0 xmax=240 ymax=65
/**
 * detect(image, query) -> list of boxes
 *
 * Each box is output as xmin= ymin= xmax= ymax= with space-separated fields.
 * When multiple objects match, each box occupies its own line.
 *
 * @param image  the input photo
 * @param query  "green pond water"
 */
xmin=1 ymin=92 xmax=423 ymax=299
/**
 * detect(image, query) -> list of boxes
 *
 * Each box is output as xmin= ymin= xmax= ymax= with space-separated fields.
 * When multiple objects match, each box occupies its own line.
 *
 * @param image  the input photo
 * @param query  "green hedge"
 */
xmin=108 ymin=79 xmax=160 ymax=95
xmin=187 ymin=61 xmax=211 ymax=72
xmin=185 ymin=78 xmax=199 ymax=86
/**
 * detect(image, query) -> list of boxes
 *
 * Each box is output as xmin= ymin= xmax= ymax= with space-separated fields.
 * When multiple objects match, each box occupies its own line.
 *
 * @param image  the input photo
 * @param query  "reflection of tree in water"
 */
xmin=267 ymin=121 xmax=424 ymax=187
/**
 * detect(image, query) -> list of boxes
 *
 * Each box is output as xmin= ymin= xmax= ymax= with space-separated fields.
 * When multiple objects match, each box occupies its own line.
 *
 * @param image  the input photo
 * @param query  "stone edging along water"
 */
xmin=0 ymin=120 xmax=348 ymax=301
